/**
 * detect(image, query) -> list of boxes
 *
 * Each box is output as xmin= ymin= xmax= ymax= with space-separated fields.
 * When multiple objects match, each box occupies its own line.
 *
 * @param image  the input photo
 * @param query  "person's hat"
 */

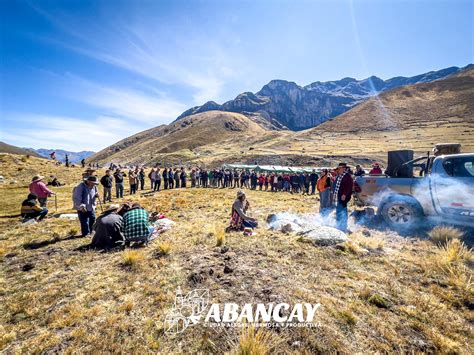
xmin=84 ymin=176 xmax=99 ymax=184
xmin=32 ymin=175 xmax=44 ymax=182
xmin=104 ymin=204 xmax=120 ymax=213
xmin=337 ymin=163 xmax=347 ymax=168
xmin=237 ymin=190 xmax=246 ymax=198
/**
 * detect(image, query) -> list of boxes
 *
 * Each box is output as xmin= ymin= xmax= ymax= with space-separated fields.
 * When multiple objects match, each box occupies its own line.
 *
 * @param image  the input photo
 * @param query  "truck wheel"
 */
xmin=380 ymin=198 xmax=422 ymax=232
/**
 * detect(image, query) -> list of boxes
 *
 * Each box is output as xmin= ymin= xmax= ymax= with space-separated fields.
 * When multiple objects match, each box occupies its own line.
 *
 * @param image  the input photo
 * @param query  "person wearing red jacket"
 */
xmin=369 ymin=162 xmax=383 ymax=175
xmin=333 ymin=163 xmax=353 ymax=232
xmin=258 ymin=174 xmax=265 ymax=190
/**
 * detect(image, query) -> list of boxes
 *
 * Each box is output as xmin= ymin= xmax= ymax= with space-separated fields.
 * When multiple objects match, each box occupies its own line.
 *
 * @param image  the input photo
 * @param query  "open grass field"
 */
xmin=0 ymin=153 xmax=473 ymax=353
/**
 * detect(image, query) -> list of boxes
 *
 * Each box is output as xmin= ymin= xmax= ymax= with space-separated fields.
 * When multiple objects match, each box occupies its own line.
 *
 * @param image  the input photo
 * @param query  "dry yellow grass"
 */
xmin=429 ymin=225 xmax=464 ymax=246
xmin=157 ymin=241 xmax=172 ymax=256
xmin=0 ymin=153 xmax=473 ymax=353
xmin=121 ymin=249 xmax=146 ymax=270
xmin=235 ymin=325 xmax=284 ymax=354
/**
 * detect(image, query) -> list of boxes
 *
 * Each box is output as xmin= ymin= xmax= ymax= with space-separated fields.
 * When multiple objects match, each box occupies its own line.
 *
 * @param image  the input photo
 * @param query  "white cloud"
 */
xmin=1 ymin=114 xmax=142 ymax=151
xmin=72 ymin=78 xmax=187 ymax=123
xmin=30 ymin=5 xmax=244 ymax=105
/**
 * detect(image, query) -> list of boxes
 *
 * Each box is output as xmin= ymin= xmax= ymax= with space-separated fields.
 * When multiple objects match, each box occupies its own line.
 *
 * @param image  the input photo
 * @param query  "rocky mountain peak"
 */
xmin=176 ymin=64 xmax=472 ymax=130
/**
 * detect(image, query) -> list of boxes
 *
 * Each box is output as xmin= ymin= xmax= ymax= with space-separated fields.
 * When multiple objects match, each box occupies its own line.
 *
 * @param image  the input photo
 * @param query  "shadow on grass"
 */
xmin=0 ymin=214 xmax=21 ymax=219
xmin=74 ymin=244 xmax=125 ymax=253
xmin=23 ymin=234 xmax=84 ymax=250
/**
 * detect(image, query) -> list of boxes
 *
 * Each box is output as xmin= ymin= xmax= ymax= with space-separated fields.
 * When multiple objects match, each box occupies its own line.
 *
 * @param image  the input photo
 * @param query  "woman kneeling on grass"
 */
xmin=90 ymin=204 xmax=125 ymax=250
xmin=227 ymin=190 xmax=258 ymax=231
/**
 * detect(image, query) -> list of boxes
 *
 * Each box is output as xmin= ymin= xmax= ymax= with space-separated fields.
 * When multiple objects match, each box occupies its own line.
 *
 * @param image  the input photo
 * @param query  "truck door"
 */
xmin=432 ymin=156 xmax=474 ymax=223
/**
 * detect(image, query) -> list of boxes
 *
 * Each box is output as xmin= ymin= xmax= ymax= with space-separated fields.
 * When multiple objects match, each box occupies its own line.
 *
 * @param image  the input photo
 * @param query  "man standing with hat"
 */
xmin=113 ymin=168 xmax=126 ymax=198
xmin=100 ymin=170 xmax=113 ymax=203
xmin=73 ymin=175 xmax=100 ymax=237
xmin=29 ymin=175 xmax=54 ymax=207
xmin=333 ymin=163 xmax=353 ymax=232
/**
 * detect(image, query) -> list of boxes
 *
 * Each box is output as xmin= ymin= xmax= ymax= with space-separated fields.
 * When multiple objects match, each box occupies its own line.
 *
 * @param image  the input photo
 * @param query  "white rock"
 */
xmin=302 ymin=226 xmax=348 ymax=246
xmin=58 ymin=213 xmax=79 ymax=220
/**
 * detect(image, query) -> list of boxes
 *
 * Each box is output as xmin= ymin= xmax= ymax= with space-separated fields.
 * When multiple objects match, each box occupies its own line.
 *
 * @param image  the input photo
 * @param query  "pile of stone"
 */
xmin=296 ymin=227 xmax=348 ymax=246
xmin=267 ymin=213 xmax=347 ymax=246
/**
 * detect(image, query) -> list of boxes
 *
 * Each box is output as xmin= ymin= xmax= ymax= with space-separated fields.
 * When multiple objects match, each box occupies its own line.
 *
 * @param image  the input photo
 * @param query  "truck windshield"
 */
xmin=443 ymin=157 xmax=474 ymax=177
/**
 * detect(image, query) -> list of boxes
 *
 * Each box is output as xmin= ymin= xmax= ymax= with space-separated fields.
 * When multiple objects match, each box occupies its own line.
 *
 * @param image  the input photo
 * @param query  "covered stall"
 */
xmin=222 ymin=164 xmax=327 ymax=174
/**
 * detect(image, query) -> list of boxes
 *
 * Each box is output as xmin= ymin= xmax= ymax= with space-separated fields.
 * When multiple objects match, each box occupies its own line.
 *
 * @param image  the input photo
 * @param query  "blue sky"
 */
xmin=1 ymin=0 xmax=472 ymax=151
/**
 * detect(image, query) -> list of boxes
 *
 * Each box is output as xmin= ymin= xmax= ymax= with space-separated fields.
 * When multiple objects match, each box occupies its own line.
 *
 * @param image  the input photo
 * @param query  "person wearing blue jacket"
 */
xmin=168 ymin=169 xmax=174 ymax=189
xmin=73 ymin=176 xmax=99 ymax=237
xmin=162 ymin=168 xmax=168 ymax=189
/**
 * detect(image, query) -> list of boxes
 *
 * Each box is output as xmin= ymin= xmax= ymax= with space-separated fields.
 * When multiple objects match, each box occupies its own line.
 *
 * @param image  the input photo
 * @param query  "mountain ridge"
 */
xmin=26 ymin=148 xmax=95 ymax=164
xmin=177 ymin=64 xmax=472 ymax=130
xmin=0 ymin=141 xmax=43 ymax=158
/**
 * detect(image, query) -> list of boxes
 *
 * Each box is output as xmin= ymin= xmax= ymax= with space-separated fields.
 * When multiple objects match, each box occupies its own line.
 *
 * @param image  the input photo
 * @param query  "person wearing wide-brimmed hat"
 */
xmin=333 ymin=163 xmax=353 ymax=232
xmin=73 ymin=175 xmax=100 ymax=237
xmin=228 ymin=190 xmax=258 ymax=231
xmin=29 ymin=175 xmax=54 ymax=207
xmin=90 ymin=204 xmax=124 ymax=250
xmin=82 ymin=168 xmax=97 ymax=179
xmin=113 ymin=168 xmax=126 ymax=198
xmin=369 ymin=162 xmax=383 ymax=175
xmin=100 ymin=170 xmax=113 ymax=203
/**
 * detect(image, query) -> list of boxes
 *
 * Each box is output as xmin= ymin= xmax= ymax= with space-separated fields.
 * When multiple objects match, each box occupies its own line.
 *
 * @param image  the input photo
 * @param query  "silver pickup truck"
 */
xmin=354 ymin=150 xmax=474 ymax=231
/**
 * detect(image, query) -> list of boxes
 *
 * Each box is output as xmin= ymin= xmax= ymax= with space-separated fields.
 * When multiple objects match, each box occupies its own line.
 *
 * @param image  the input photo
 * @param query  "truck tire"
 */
xmin=379 ymin=197 xmax=423 ymax=232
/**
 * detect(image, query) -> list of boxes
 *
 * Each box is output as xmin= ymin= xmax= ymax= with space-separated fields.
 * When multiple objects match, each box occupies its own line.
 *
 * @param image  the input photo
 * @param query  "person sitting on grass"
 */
xmin=123 ymin=203 xmax=155 ymax=245
xmin=90 ymin=204 xmax=124 ymax=250
xmin=227 ymin=190 xmax=258 ymax=231
xmin=47 ymin=176 xmax=63 ymax=187
xmin=21 ymin=193 xmax=48 ymax=222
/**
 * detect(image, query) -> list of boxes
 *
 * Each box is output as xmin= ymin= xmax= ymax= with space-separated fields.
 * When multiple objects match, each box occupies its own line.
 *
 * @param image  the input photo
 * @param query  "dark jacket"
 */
xmin=335 ymin=173 xmax=353 ymax=206
xmin=21 ymin=194 xmax=43 ymax=217
xmin=114 ymin=172 xmax=126 ymax=183
xmin=100 ymin=175 xmax=113 ymax=188
xmin=90 ymin=211 xmax=124 ymax=249
xmin=310 ymin=173 xmax=318 ymax=184
xmin=354 ymin=169 xmax=365 ymax=177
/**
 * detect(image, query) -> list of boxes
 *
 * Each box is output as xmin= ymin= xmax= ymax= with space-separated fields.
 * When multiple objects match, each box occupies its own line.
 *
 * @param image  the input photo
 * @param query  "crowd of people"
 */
xmin=20 ymin=162 xmax=383 ymax=242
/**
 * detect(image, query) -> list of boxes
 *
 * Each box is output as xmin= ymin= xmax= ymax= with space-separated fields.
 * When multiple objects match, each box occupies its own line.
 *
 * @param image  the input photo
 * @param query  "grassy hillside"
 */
xmin=90 ymin=111 xmax=283 ymax=166
xmin=88 ymin=68 xmax=474 ymax=167
xmin=0 ymin=154 xmax=472 ymax=353
xmin=0 ymin=142 xmax=42 ymax=158
xmin=312 ymin=67 xmax=474 ymax=132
